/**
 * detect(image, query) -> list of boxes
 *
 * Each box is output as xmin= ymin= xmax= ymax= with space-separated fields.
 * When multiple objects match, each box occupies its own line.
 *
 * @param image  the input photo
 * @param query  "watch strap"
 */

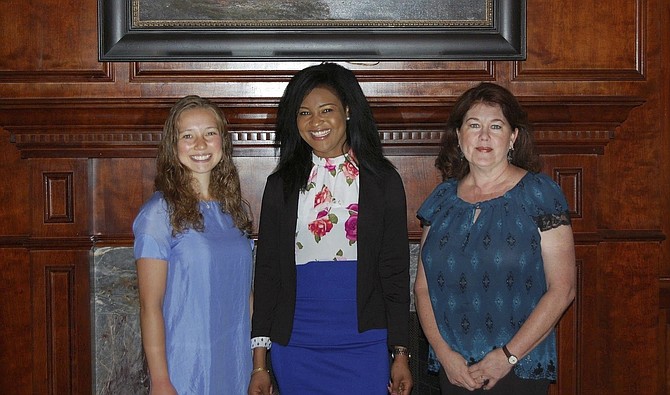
xmin=502 ymin=344 xmax=518 ymax=365
xmin=502 ymin=344 xmax=512 ymax=358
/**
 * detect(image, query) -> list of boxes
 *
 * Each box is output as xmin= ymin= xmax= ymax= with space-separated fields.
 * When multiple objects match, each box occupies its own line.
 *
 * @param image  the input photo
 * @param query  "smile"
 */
xmin=310 ymin=129 xmax=331 ymax=138
xmin=190 ymin=154 xmax=212 ymax=161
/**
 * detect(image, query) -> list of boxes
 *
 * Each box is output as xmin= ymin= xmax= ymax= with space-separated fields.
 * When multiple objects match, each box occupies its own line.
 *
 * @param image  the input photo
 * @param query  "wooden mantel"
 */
xmin=0 ymin=96 xmax=645 ymax=158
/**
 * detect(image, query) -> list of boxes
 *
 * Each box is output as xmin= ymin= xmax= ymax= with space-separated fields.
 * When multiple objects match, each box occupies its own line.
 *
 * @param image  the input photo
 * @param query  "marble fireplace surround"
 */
xmin=92 ymin=244 xmax=424 ymax=394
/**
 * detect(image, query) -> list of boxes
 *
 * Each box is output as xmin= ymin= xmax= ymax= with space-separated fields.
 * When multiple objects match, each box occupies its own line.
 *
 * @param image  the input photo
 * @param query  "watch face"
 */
xmin=509 ymin=355 xmax=518 ymax=365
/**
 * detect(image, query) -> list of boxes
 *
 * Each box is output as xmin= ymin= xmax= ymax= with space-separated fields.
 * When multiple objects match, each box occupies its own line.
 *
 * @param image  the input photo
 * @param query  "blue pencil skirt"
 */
xmin=271 ymin=260 xmax=389 ymax=395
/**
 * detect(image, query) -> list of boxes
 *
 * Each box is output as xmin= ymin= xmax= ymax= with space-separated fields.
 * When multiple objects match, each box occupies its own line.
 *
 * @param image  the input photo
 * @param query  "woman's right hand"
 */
xmin=248 ymin=370 xmax=273 ymax=395
xmin=436 ymin=348 xmax=481 ymax=391
xmin=149 ymin=377 xmax=178 ymax=395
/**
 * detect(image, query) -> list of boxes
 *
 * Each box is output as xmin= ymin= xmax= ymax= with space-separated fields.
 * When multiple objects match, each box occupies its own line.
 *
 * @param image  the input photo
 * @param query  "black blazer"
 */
xmin=251 ymin=165 xmax=410 ymax=348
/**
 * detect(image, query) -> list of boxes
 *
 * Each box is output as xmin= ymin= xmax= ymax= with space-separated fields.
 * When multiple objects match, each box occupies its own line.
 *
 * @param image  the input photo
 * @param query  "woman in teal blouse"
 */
xmin=414 ymin=83 xmax=576 ymax=395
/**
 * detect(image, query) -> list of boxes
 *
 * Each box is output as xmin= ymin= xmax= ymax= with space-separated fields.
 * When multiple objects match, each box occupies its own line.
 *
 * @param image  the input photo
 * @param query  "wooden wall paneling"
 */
xmin=0 ymin=130 xmax=30 ymax=235
xmin=518 ymin=0 xmax=643 ymax=82
xmin=584 ymin=242 xmax=659 ymax=394
xmin=30 ymin=249 xmax=91 ymax=395
xmin=90 ymin=158 xmax=155 ymax=243
xmin=131 ymin=61 xmax=495 ymax=100
xmin=0 ymin=0 xmax=106 ymax=84
xmin=570 ymin=244 xmax=601 ymax=395
xmin=660 ymin=282 xmax=670 ymax=394
xmin=1 ymin=99 xmax=170 ymax=159
xmin=233 ymin=157 xmax=279 ymax=234
xmin=131 ymin=61 xmax=494 ymax=83
xmin=550 ymin=245 xmax=595 ymax=395
xmin=89 ymin=156 xmax=280 ymax=241
xmin=596 ymin=105 xmax=661 ymax=232
xmin=387 ymin=155 xmax=443 ymax=238
xmin=31 ymin=158 xmax=88 ymax=240
xmin=660 ymin=0 xmax=670 ymax=277
xmin=660 ymin=0 xmax=670 ymax=392
xmin=0 ymin=0 xmax=665 ymax=393
xmin=541 ymin=154 xmax=598 ymax=234
xmin=0 ymin=248 xmax=32 ymax=393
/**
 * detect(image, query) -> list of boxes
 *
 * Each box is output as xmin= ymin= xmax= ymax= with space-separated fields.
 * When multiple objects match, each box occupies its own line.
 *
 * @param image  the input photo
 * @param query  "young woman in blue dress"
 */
xmin=248 ymin=63 xmax=413 ymax=395
xmin=133 ymin=95 xmax=254 ymax=394
xmin=414 ymin=83 xmax=576 ymax=395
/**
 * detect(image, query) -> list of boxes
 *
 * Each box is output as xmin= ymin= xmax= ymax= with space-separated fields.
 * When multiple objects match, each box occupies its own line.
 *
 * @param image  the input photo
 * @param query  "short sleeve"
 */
xmin=132 ymin=192 xmax=173 ymax=261
xmin=416 ymin=180 xmax=457 ymax=226
xmin=523 ymin=173 xmax=571 ymax=231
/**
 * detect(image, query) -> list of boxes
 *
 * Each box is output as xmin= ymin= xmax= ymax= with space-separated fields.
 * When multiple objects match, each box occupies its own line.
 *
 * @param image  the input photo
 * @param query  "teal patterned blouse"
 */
xmin=417 ymin=172 xmax=571 ymax=380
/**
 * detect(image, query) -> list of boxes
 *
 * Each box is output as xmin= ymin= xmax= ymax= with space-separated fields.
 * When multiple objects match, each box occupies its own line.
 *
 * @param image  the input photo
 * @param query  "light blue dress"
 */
xmin=133 ymin=192 xmax=253 ymax=394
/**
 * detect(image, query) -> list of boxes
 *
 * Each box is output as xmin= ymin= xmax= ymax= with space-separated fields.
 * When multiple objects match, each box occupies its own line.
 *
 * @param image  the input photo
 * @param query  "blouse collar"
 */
xmin=311 ymin=150 xmax=356 ymax=167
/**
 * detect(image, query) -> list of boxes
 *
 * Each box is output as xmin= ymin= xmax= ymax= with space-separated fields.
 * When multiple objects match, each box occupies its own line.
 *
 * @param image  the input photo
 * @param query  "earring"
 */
xmin=507 ymin=146 xmax=514 ymax=162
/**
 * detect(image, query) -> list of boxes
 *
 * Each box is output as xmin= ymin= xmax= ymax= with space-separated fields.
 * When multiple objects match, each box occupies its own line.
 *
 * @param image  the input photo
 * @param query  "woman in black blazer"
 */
xmin=248 ymin=63 xmax=413 ymax=395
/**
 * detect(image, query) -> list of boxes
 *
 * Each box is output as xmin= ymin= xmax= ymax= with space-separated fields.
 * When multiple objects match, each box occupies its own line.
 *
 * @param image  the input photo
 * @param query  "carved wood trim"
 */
xmin=0 ymin=236 xmax=96 ymax=249
xmin=43 ymin=172 xmax=75 ymax=224
xmin=0 ymin=97 xmax=644 ymax=158
xmin=131 ymin=61 xmax=495 ymax=82
xmin=660 ymin=278 xmax=670 ymax=310
xmin=30 ymin=250 xmax=92 ymax=394
xmin=45 ymin=266 xmax=74 ymax=393
xmin=554 ymin=168 xmax=584 ymax=220
xmin=90 ymin=230 xmax=670 ymax=247
xmin=1 ymin=230 xmax=664 ymax=249
xmin=0 ymin=63 xmax=114 ymax=83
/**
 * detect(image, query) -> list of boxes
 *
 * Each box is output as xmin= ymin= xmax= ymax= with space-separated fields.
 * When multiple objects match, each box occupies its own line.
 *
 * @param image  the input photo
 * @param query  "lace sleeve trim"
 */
xmin=535 ymin=211 xmax=571 ymax=231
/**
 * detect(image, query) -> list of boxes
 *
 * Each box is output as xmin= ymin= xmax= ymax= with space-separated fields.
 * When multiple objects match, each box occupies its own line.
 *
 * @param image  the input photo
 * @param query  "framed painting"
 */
xmin=98 ymin=0 xmax=525 ymax=61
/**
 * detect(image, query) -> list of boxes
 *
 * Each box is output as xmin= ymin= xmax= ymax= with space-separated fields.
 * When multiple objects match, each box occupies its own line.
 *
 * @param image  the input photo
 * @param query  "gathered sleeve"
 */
xmin=416 ymin=180 xmax=457 ymax=227
xmin=520 ymin=173 xmax=572 ymax=231
xmin=132 ymin=192 xmax=173 ymax=261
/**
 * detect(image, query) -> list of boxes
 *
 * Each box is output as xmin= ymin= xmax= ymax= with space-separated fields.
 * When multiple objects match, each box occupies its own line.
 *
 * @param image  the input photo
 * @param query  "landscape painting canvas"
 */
xmin=134 ymin=0 xmax=491 ymax=27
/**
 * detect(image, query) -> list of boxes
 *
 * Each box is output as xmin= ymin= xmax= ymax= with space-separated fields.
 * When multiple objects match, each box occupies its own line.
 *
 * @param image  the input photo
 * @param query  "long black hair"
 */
xmin=274 ymin=62 xmax=393 ymax=198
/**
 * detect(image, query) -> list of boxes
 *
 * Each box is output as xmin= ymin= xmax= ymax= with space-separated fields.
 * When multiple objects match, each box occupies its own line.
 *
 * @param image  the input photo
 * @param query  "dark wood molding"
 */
xmin=0 ymin=96 xmax=644 ymax=158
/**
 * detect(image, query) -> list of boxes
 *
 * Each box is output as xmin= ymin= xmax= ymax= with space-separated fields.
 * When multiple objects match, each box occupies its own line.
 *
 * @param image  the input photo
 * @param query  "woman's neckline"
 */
xmin=311 ymin=150 xmax=353 ymax=164
xmin=456 ymin=170 xmax=529 ymax=206
xmin=200 ymin=200 xmax=217 ymax=209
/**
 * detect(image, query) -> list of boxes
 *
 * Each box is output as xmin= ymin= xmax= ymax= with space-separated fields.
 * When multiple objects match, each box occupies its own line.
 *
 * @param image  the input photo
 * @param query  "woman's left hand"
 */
xmin=466 ymin=348 xmax=512 ymax=390
xmin=388 ymin=356 xmax=413 ymax=395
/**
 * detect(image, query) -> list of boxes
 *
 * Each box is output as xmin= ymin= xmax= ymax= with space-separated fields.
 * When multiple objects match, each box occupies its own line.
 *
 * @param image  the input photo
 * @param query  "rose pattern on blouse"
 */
xmin=308 ymin=208 xmax=338 ymax=242
xmin=344 ymin=203 xmax=358 ymax=245
xmin=305 ymin=166 xmax=319 ymax=191
xmin=314 ymin=185 xmax=334 ymax=208
xmin=339 ymin=160 xmax=359 ymax=185
xmin=296 ymin=151 xmax=360 ymax=261
xmin=324 ymin=158 xmax=337 ymax=176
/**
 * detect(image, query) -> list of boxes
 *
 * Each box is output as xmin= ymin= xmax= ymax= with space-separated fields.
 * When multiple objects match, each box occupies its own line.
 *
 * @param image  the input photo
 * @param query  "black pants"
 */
xmin=439 ymin=368 xmax=550 ymax=395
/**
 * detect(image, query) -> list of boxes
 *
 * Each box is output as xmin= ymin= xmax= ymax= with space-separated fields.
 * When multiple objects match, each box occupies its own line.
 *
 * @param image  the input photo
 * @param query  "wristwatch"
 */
xmin=502 ymin=345 xmax=518 ymax=365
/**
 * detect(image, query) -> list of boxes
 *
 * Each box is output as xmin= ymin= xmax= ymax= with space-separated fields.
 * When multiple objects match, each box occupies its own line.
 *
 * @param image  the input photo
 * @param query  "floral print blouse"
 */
xmin=295 ymin=151 xmax=360 ymax=265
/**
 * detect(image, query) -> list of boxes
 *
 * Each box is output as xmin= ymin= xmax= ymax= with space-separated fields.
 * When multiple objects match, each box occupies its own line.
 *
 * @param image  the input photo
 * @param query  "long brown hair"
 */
xmin=155 ymin=95 xmax=252 ymax=235
xmin=435 ymin=83 xmax=542 ymax=180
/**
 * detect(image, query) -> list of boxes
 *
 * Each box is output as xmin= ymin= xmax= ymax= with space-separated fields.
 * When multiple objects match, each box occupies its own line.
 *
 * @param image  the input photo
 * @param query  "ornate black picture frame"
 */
xmin=98 ymin=0 xmax=525 ymax=61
